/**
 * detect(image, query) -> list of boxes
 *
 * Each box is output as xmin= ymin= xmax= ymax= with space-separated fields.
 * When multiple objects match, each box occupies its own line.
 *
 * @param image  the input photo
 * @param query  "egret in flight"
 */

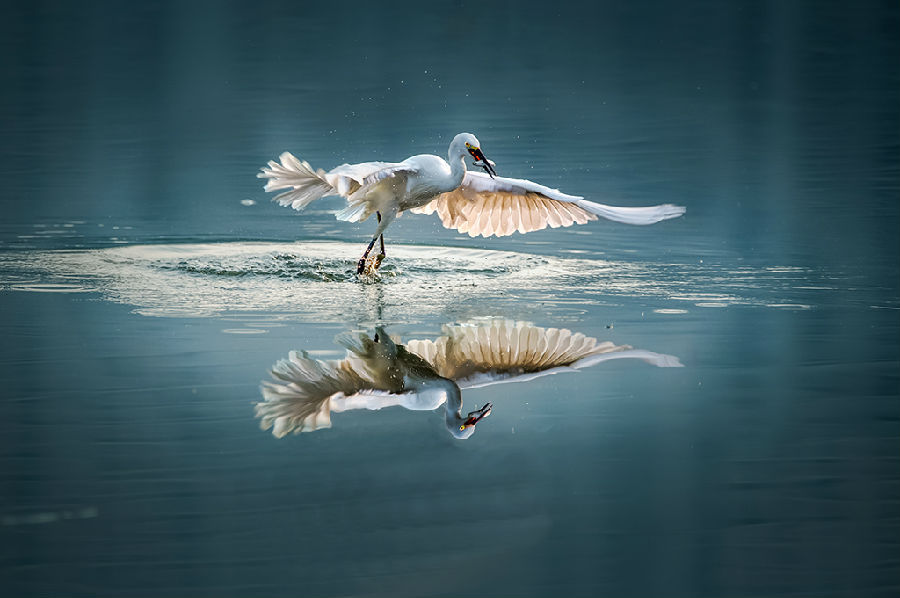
xmin=258 ymin=133 xmax=686 ymax=274
xmin=256 ymin=319 xmax=683 ymax=439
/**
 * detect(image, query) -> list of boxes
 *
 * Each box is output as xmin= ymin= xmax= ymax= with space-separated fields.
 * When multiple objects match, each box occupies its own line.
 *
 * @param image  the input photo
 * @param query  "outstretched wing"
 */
xmin=257 ymin=152 xmax=413 ymax=213
xmin=404 ymin=320 xmax=646 ymax=389
xmin=324 ymin=161 xmax=412 ymax=197
xmin=410 ymin=170 xmax=685 ymax=237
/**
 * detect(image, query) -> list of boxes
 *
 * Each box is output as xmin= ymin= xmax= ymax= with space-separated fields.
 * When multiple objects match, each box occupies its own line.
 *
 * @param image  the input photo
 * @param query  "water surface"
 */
xmin=1 ymin=1 xmax=898 ymax=596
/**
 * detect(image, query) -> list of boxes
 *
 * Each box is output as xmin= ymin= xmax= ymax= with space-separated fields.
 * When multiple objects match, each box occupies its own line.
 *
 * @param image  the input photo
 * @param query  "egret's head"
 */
xmin=452 ymin=132 xmax=480 ymax=153
xmin=449 ymin=402 xmax=492 ymax=440
xmin=450 ymin=132 xmax=497 ymax=178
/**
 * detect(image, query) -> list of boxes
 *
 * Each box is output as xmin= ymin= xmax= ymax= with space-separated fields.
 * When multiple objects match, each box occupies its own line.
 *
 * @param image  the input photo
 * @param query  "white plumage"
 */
xmin=258 ymin=133 xmax=686 ymax=273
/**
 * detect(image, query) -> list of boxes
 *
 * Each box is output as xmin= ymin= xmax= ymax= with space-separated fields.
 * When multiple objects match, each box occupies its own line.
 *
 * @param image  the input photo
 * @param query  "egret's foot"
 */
xmin=356 ymin=255 xmax=381 ymax=280
xmin=372 ymin=253 xmax=385 ymax=271
xmin=356 ymin=256 xmax=367 ymax=275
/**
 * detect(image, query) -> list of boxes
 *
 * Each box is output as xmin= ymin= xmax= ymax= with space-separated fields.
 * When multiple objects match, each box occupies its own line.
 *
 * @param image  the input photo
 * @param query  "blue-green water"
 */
xmin=1 ymin=1 xmax=898 ymax=596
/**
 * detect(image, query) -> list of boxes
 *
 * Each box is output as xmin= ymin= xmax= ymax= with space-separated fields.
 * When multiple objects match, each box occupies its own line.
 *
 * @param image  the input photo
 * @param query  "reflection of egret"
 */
xmin=259 ymin=133 xmax=686 ymax=274
xmin=256 ymin=320 xmax=682 ymax=440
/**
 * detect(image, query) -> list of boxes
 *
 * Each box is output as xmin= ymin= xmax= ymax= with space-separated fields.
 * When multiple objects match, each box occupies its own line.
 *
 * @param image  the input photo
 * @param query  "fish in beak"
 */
xmin=462 ymin=402 xmax=493 ymax=428
xmin=466 ymin=145 xmax=497 ymax=178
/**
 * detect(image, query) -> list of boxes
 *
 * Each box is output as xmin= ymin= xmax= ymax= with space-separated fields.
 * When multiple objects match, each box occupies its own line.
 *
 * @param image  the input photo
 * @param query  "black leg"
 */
xmin=356 ymin=236 xmax=378 ymax=275
xmin=373 ymin=234 xmax=386 ymax=270
xmin=373 ymin=212 xmax=386 ymax=270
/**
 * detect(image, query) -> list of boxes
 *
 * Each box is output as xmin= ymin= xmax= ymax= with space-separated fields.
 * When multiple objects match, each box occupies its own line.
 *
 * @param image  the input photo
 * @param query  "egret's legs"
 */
xmin=356 ymin=237 xmax=378 ymax=275
xmin=373 ymin=213 xmax=386 ymax=270
xmin=356 ymin=212 xmax=387 ymax=275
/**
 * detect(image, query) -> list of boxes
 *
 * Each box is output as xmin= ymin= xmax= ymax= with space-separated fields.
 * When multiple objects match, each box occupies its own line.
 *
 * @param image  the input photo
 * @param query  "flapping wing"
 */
xmin=328 ymin=162 xmax=417 ymax=223
xmin=324 ymin=161 xmax=412 ymax=197
xmin=404 ymin=320 xmax=632 ymax=389
xmin=258 ymin=152 xmax=413 ymax=213
xmin=410 ymin=171 xmax=685 ymax=237
xmin=410 ymin=171 xmax=594 ymax=237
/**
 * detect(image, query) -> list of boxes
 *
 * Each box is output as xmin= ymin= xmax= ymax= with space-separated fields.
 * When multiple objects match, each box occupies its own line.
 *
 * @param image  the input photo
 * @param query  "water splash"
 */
xmin=0 ymin=241 xmax=844 ymax=323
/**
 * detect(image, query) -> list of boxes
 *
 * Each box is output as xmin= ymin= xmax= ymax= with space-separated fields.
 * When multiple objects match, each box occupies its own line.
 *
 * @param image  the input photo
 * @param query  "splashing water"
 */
xmin=0 ymin=241 xmax=848 ymax=324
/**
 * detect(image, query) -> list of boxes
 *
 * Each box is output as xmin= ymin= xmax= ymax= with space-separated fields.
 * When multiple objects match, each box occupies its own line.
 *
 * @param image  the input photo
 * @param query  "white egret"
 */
xmin=258 ymin=133 xmax=686 ymax=274
xmin=256 ymin=319 xmax=683 ymax=439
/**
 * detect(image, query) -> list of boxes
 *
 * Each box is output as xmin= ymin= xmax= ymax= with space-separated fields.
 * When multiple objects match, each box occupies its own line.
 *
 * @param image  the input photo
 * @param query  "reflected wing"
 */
xmin=404 ymin=320 xmax=634 ymax=389
xmin=256 ymin=330 xmax=417 ymax=437
xmin=256 ymin=351 xmax=368 ymax=437
xmin=257 ymin=347 xmax=419 ymax=437
xmin=409 ymin=171 xmax=685 ymax=237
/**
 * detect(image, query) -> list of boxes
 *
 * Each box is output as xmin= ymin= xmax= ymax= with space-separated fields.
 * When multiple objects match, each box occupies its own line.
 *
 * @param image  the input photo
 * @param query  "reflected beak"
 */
xmin=467 ymin=147 xmax=497 ymax=178
xmin=463 ymin=402 xmax=493 ymax=427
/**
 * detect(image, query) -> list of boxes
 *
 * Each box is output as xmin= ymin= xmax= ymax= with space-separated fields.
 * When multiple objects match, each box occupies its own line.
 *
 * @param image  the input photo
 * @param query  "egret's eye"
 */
xmin=459 ymin=425 xmax=466 ymax=431
xmin=465 ymin=142 xmax=472 ymax=148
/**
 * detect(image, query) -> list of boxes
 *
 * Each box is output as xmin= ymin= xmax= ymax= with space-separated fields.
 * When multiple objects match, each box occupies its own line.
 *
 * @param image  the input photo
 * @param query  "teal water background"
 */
xmin=1 ymin=1 xmax=898 ymax=596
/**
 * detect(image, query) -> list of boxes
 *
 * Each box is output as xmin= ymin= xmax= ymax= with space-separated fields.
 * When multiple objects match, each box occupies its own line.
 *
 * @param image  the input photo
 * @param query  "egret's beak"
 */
xmin=467 ymin=146 xmax=497 ymax=178
xmin=462 ymin=402 xmax=493 ymax=427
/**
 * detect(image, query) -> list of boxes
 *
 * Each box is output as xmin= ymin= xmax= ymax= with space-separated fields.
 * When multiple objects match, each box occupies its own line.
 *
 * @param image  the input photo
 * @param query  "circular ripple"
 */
xmin=0 ymin=241 xmax=837 ymax=322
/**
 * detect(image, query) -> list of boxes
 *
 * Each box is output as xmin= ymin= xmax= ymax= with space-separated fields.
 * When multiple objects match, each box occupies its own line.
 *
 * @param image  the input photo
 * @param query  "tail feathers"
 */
xmin=575 ymin=199 xmax=686 ymax=225
xmin=258 ymin=152 xmax=334 ymax=211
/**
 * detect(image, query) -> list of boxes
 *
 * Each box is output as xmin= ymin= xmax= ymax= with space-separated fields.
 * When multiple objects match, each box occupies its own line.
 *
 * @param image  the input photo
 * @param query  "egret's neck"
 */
xmin=441 ymin=380 xmax=465 ymax=426
xmin=410 ymin=376 xmax=463 ymax=422
xmin=409 ymin=376 xmax=474 ymax=439
xmin=444 ymin=149 xmax=468 ymax=192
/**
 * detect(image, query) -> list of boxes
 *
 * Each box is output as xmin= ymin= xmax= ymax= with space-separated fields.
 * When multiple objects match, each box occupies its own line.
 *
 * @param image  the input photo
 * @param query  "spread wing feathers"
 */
xmin=410 ymin=171 xmax=686 ymax=237
xmin=258 ymin=152 xmax=412 ymax=216
xmin=404 ymin=320 xmax=631 ymax=389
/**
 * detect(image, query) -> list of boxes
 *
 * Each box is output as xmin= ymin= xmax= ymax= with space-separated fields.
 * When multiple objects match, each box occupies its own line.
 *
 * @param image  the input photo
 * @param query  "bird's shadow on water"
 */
xmin=255 ymin=318 xmax=684 ymax=441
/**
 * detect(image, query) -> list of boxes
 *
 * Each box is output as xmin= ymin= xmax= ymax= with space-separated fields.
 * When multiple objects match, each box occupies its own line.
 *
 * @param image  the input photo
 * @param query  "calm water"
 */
xmin=1 ymin=1 xmax=898 ymax=596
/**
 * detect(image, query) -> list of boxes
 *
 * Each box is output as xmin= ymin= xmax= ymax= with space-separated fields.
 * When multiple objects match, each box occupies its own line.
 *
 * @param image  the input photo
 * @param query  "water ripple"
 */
xmin=0 ymin=241 xmax=850 ymax=323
